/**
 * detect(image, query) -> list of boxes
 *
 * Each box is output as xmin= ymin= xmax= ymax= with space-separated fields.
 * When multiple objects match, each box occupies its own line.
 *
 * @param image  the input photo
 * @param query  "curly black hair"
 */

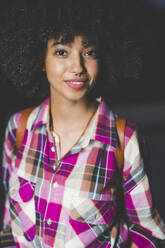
xmin=0 ymin=0 xmax=144 ymax=102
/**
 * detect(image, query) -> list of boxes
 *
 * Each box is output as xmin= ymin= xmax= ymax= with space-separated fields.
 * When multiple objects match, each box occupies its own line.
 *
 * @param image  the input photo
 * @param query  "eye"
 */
xmin=84 ymin=50 xmax=97 ymax=58
xmin=55 ymin=49 xmax=68 ymax=56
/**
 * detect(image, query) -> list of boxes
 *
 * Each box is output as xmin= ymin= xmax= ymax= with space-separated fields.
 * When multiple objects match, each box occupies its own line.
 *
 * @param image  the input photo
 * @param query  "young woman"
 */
xmin=0 ymin=0 xmax=165 ymax=247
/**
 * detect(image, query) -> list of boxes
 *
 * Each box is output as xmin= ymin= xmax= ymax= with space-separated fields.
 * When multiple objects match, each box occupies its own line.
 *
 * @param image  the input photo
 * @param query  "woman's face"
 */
xmin=45 ymin=35 xmax=99 ymax=103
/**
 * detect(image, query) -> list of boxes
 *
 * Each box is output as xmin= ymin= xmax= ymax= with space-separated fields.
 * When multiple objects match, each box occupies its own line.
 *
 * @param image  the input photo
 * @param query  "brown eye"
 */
xmin=84 ymin=50 xmax=97 ymax=58
xmin=55 ymin=49 xmax=67 ymax=56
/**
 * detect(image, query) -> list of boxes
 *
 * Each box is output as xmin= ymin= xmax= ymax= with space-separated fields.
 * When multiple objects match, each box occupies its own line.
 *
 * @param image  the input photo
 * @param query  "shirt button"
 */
xmin=51 ymin=146 xmax=55 ymax=152
xmin=82 ymin=142 xmax=89 ymax=148
xmin=47 ymin=218 xmax=52 ymax=225
xmin=11 ymin=188 xmax=16 ymax=195
xmin=53 ymin=182 xmax=58 ymax=189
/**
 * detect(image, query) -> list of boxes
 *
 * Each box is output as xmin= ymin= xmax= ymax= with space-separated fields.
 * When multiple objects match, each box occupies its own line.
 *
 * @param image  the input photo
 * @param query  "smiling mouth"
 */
xmin=65 ymin=78 xmax=88 ymax=82
xmin=69 ymin=81 xmax=85 ymax=85
xmin=64 ymin=79 xmax=88 ymax=90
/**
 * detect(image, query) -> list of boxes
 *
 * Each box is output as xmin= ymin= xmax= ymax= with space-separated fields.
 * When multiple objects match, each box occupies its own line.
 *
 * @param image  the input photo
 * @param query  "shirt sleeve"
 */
xmin=122 ymin=120 xmax=165 ymax=240
xmin=0 ymin=113 xmax=21 ymax=247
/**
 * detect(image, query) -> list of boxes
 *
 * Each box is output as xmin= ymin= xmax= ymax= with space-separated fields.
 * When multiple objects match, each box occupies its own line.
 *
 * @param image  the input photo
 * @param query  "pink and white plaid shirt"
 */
xmin=1 ymin=98 xmax=165 ymax=247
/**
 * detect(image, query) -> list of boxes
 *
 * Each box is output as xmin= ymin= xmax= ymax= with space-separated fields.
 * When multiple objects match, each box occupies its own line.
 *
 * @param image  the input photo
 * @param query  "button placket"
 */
xmin=53 ymin=182 xmax=58 ymax=189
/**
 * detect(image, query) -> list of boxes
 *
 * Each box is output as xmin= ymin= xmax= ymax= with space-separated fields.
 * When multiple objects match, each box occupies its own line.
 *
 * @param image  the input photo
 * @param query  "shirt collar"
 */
xmin=77 ymin=98 xmax=118 ymax=149
xmin=90 ymin=98 xmax=117 ymax=146
xmin=31 ymin=97 xmax=117 ymax=147
xmin=31 ymin=97 xmax=50 ymax=130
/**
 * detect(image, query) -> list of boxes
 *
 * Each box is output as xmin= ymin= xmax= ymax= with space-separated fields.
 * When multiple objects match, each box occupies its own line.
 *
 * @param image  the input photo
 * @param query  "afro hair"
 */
xmin=0 ymin=0 xmax=146 ymax=102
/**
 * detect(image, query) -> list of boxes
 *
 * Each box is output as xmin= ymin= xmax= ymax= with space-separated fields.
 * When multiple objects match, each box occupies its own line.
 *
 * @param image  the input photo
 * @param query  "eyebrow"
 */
xmin=50 ymin=39 xmax=97 ymax=49
xmin=82 ymin=40 xmax=97 ymax=49
xmin=50 ymin=41 xmax=72 ymax=48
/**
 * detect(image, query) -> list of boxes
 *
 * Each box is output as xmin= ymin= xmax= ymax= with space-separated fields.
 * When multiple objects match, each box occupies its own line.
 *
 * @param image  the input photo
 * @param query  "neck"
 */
xmin=50 ymin=94 xmax=98 ymax=134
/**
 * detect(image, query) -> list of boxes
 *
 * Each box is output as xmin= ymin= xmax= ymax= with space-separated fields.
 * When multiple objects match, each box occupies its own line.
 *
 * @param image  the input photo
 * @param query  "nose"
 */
xmin=70 ymin=53 xmax=85 ymax=74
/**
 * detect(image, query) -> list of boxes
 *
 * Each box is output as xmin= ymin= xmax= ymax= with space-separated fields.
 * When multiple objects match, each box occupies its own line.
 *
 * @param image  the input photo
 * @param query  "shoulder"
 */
xmin=124 ymin=119 xmax=137 ymax=140
xmin=6 ymin=98 xmax=48 ymax=135
xmin=101 ymin=98 xmax=137 ymax=135
xmin=99 ymin=99 xmax=138 ymax=151
xmin=114 ymin=115 xmax=138 ymax=153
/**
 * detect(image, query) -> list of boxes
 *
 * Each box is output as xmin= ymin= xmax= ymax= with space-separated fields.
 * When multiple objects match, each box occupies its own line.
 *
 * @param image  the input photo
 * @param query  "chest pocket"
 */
xmin=70 ymin=196 xmax=116 ymax=224
xmin=9 ymin=174 xmax=36 ymax=241
xmin=69 ymin=195 xmax=116 ymax=242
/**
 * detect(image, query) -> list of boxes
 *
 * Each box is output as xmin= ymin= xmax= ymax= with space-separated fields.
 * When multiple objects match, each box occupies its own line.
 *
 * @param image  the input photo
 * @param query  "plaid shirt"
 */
xmin=1 ymin=98 xmax=165 ymax=247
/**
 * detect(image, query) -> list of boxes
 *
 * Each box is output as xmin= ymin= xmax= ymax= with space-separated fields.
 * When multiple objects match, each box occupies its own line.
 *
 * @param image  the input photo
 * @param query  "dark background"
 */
xmin=112 ymin=0 xmax=165 ymax=221
xmin=0 ymin=0 xmax=165 ymax=229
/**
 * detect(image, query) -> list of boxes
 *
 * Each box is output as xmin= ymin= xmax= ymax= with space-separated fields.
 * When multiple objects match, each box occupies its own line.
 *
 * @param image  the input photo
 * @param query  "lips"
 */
xmin=64 ymin=79 xmax=88 ymax=90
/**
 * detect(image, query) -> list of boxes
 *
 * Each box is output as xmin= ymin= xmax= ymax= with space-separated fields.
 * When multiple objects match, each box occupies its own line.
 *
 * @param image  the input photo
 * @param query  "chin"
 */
xmin=64 ymin=89 xmax=89 ymax=101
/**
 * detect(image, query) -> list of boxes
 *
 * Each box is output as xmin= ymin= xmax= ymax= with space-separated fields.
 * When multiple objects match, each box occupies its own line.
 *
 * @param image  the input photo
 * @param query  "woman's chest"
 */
xmin=14 ymin=135 xmax=117 ymax=199
xmin=9 ymin=138 xmax=118 ymax=245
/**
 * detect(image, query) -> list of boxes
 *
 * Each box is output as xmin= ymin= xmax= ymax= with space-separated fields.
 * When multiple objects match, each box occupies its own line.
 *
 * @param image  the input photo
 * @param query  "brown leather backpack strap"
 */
xmin=114 ymin=117 xmax=126 ymax=172
xmin=16 ymin=107 xmax=34 ymax=150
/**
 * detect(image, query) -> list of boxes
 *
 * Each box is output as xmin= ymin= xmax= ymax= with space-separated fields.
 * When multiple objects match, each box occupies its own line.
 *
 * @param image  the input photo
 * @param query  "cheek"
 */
xmin=88 ymin=62 xmax=99 ymax=79
xmin=45 ymin=59 xmax=66 ymax=79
